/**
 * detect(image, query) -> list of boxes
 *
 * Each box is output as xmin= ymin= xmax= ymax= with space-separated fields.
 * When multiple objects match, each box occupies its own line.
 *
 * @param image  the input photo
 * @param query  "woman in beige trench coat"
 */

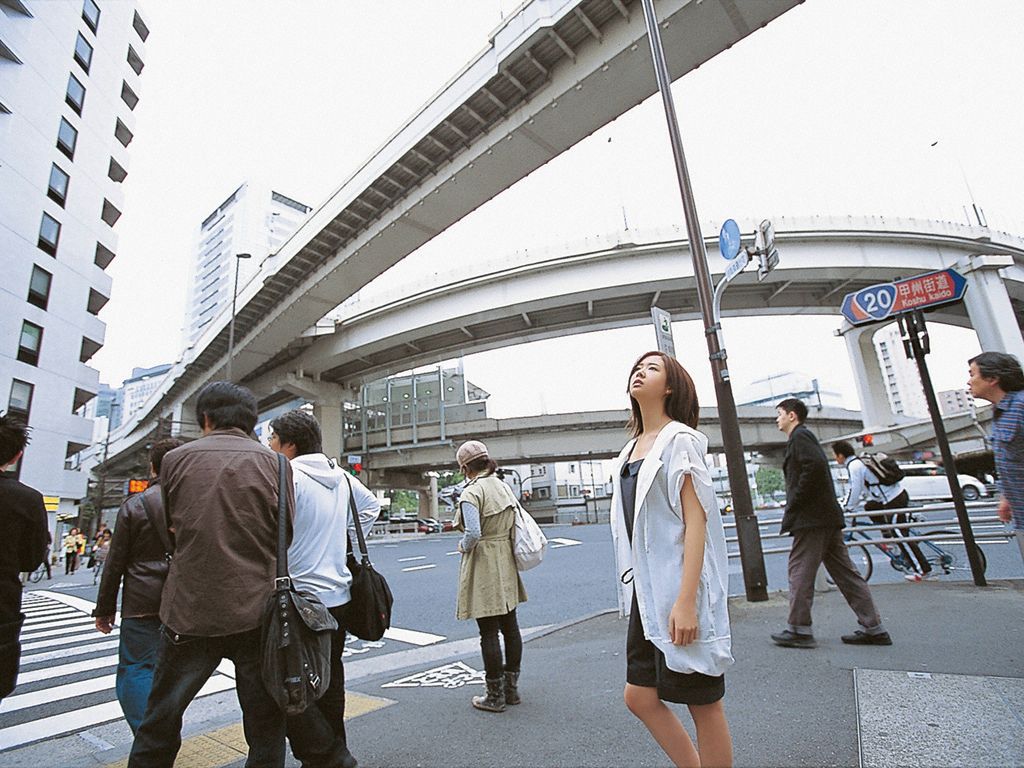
xmin=454 ymin=440 xmax=527 ymax=713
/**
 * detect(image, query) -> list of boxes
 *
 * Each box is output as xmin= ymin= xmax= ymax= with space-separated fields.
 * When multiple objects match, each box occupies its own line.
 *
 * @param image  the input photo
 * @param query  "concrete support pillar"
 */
xmin=838 ymin=321 xmax=905 ymax=430
xmin=957 ymin=254 xmax=1024 ymax=361
xmin=313 ymin=401 xmax=344 ymax=461
xmin=416 ymin=476 xmax=439 ymax=520
xmin=278 ymin=374 xmax=355 ymax=462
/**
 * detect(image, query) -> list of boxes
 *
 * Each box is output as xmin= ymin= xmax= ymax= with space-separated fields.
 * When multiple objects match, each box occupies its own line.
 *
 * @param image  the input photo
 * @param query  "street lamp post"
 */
xmin=640 ymin=0 xmax=768 ymax=601
xmin=226 ymin=252 xmax=252 ymax=382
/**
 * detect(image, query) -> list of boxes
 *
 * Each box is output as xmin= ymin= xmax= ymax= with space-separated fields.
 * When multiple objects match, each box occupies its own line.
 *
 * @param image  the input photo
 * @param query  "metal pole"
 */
xmin=640 ymin=0 xmax=768 ymax=601
xmin=900 ymin=311 xmax=987 ymax=585
xmin=227 ymin=258 xmax=240 ymax=382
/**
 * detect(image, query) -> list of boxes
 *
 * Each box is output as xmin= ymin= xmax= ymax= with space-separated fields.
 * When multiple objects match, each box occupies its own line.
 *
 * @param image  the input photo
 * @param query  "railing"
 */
xmin=724 ymin=501 xmax=1009 ymax=558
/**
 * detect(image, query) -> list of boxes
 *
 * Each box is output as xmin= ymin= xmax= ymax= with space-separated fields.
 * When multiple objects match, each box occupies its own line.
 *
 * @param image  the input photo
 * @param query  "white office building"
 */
xmin=183 ymin=181 xmax=311 ymax=350
xmin=0 ymin=0 xmax=149 ymax=515
xmin=874 ymin=325 xmax=929 ymax=418
xmin=937 ymin=388 xmax=973 ymax=417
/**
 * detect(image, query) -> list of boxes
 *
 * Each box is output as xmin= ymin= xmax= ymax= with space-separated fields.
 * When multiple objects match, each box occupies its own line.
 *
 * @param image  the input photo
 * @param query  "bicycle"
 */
xmin=841 ymin=513 xmax=987 ymax=583
xmin=92 ymin=557 xmax=105 ymax=585
xmin=26 ymin=562 xmax=48 ymax=584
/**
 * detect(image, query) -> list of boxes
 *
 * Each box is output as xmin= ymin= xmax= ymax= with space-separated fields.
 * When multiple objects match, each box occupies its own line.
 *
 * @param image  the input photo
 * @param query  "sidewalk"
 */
xmin=8 ymin=578 xmax=1022 ymax=768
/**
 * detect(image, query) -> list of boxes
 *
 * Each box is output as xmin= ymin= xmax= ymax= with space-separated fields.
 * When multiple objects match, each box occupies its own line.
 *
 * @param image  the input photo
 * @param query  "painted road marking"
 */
xmin=382 ymin=660 xmax=484 ymax=689
xmin=548 ymin=537 xmax=582 ymax=548
xmin=397 ymin=556 xmax=427 ymax=562
xmin=17 ymin=654 xmax=118 ymax=684
xmin=401 ymin=564 xmax=437 ymax=572
xmin=383 ymin=627 xmax=445 ymax=646
xmin=21 ymin=629 xmax=118 ymax=653
xmin=21 ymin=638 xmax=120 ymax=665
xmin=0 ymin=673 xmax=117 ymax=714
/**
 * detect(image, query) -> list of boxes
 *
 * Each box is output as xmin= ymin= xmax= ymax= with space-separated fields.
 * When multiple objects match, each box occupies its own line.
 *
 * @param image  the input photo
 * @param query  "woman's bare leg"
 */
xmin=688 ymin=700 xmax=733 ymax=768
xmin=624 ymin=684 xmax=700 ymax=768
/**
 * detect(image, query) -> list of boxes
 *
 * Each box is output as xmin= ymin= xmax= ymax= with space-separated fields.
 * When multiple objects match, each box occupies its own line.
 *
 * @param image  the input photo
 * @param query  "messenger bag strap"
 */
xmin=139 ymin=489 xmax=174 ymax=561
xmin=342 ymin=472 xmax=370 ymax=562
xmin=276 ymin=452 xmax=289 ymax=581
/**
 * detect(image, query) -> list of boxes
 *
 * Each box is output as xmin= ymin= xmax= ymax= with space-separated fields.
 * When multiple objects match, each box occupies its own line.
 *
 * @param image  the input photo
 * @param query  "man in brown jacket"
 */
xmin=128 ymin=382 xmax=293 ymax=768
xmin=94 ymin=438 xmax=182 ymax=734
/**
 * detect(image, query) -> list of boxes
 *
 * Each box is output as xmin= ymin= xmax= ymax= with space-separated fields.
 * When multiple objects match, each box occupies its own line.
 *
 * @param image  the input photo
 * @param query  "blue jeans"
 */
xmin=117 ymin=616 xmax=161 ymax=734
xmin=128 ymin=626 xmax=285 ymax=768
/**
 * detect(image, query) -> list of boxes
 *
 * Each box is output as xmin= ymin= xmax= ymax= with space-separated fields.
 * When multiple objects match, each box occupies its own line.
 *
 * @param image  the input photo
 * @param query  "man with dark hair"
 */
xmin=968 ymin=351 xmax=1024 ymax=562
xmin=831 ymin=440 xmax=931 ymax=581
xmin=770 ymin=400 xmax=891 ymax=648
xmin=0 ymin=414 xmax=48 ymax=701
xmin=269 ymin=409 xmax=380 ymax=768
xmin=94 ymin=438 xmax=183 ymax=733
xmin=129 ymin=382 xmax=294 ymax=768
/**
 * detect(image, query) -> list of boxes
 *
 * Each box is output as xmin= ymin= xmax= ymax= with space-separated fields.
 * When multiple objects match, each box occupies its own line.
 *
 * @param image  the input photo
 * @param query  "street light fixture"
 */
xmin=227 ymin=252 xmax=252 ymax=382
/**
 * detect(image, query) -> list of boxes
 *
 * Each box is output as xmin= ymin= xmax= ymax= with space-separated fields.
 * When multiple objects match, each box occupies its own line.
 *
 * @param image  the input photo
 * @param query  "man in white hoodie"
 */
xmin=269 ymin=409 xmax=380 ymax=768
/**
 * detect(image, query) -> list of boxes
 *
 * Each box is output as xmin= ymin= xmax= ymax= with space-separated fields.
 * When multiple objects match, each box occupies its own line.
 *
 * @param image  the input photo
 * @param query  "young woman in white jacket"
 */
xmin=610 ymin=351 xmax=734 ymax=768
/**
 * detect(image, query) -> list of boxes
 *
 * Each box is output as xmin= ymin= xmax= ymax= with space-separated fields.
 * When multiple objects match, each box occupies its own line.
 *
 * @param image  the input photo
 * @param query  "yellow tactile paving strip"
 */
xmin=104 ymin=692 xmax=393 ymax=768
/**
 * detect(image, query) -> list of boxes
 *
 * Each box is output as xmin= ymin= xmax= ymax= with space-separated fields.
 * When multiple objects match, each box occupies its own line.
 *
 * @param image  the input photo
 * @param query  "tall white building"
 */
xmin=0 ymin=0 xmax=149 ymax=515
xmin=874 ymin=325 xmax=929 ymax=418
xmin=183 ymin=181 xmax=311 ymax=349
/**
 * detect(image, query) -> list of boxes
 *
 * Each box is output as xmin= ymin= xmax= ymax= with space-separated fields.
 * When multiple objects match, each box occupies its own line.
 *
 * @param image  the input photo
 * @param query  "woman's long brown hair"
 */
xmin=626 ymin=351 xmax=699 ymax=436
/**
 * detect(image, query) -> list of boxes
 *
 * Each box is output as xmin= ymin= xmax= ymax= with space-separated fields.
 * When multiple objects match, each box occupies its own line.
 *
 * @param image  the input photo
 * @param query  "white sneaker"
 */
xmin=904 ymin=572 xmax=923 ymax=582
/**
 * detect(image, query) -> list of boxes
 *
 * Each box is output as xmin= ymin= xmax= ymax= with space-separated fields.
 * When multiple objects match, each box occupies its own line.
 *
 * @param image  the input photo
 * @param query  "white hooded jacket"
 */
xmin=610 ymin=421 xmax=734 ymax=677
xmin=288 ymin=454 xmax=381 ymax=609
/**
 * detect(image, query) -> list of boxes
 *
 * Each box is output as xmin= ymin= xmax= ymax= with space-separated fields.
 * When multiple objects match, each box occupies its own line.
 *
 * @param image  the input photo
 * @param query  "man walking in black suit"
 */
xmin=770 ymin=399 xmax=891 ymax=649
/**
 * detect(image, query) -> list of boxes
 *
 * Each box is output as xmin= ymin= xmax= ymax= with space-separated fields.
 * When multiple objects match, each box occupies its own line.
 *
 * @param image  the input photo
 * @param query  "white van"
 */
xmin=898 ymin=463 xmax=989 ymax=502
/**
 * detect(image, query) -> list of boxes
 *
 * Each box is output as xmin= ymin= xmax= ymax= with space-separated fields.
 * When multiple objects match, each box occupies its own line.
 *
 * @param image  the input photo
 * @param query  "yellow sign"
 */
xmin=43 ymin=496 xmax=59 ymax=512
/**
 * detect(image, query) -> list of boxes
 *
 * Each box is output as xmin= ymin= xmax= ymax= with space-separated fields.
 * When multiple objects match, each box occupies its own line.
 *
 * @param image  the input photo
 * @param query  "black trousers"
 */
xmin=476 ymin=608 xmax=522 ymax=680
xmin=866 ymin=490 xmax=931 ymax=574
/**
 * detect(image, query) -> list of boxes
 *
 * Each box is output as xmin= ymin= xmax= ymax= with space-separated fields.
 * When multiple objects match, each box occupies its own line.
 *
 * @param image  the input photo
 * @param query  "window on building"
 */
xmin=73 ymin=33 xmax=93 ymax=73
xmin=47 ymin=164 xmax=70 ymax=206
xmin=9 ymin=380 xmax=34 ymax=421
xmin=120 ymin=80 xmax=139 ymax=110
xmin=57 ymin=118 xmax=78 ymax=160
xmin=132 ymin=10 xmax=150 ymax=42
xmin=535 ymin=487 xmax=551 ymax=500
xmin=18 ymin=320 xmax=43 ymax=366
xmin=38 ymin=213 xmax=61 ymax=256
xmin=66 ymin=73 xmax=86 ymax=115
xmin=114 ymin=118 xmax=133 ymax=147
xmin=126 ymin=45 xmax=144 ymax=75
xmin=27 ymin=265 xmax=52 ymax=310
xmin=95 ymin=242 xmax=115 ymax=269
xmin=82 ymin=0 xmax=101 ymax=32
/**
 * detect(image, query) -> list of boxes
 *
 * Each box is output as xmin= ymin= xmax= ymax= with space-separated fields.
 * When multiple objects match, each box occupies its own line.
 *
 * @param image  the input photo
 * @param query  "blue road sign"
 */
xmin=840 ymin=268 xmax=968 ymax=326
xmin=719 ymin=219 xmax=742 ymax=260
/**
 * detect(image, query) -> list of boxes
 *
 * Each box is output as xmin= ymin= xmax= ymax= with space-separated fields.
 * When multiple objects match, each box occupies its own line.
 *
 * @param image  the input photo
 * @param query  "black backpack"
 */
xmin=859 ymin=453 xmax=905 ymax=486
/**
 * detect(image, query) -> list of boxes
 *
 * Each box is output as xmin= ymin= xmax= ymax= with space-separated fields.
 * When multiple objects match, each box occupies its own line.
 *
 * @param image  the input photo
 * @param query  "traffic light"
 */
xmin=348 ymin=462 xmax=362 ymax=476
xmin=127 ymin=478 xmax=150 ymax=494
xmin=857 ymin=434 xmax=874 ymax=447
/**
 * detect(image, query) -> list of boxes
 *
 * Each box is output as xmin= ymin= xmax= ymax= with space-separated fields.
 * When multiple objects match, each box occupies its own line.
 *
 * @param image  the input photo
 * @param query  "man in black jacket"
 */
xmin=770 ymin=399 xmax=891 ymax=649
xmin=0 ymin=414 xmax=48 ymax=701
xmin=94 ymin=438 xmax=182 ymax=734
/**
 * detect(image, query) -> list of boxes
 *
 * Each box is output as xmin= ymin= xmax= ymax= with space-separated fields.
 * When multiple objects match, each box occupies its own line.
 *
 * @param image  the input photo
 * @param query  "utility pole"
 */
xmin=640 ymin=0 xmax=767 ymax=601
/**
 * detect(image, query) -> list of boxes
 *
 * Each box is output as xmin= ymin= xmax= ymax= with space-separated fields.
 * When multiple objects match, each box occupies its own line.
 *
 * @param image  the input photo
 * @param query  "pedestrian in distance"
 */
xmin=831 ymin=440 xmax=932 ymax=581
xmin=93 ymin=438 xmax=182 ymax=734
xmin=772 ymin=398 xmax=892 ymax=649
xmin=91 ymin=529 xmax=112 ymax=584
xmin=269 ymin=408 xmax=381 ymax=768
xmin=63 ymin=526 xmax=82 ymax=575
xmin=454 ymin=439 xmax=527 ymax=713
xmin=967 ymin=351 xmax=1024 ymax=564
xmin=610 ymin=352 xmax=733 ymax=768
xmin=0 ymin=413 xmax=48 ymax=702
xmin=128 ymin=382 xmax=294 ymax=768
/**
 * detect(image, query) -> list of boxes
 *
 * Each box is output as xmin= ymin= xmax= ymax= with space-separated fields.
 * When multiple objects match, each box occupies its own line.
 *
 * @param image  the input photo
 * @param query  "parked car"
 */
xmin=440 ymin=519 xmax=455 ymax=532
xmin=898 ymin=463 xmax=989 ymax=502
xmin=417 ymin=518 xmax=441 ymax=534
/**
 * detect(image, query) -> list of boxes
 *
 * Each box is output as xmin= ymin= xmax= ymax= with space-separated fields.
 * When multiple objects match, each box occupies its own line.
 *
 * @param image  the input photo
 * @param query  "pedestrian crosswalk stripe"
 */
xmin=23 ymin=609 xmax=79 ymax=624
xmin=0 ymin=673 xmax=117 ymax=714
xmin=20 ymin=616 xmax=94 ymax=634
xmin=0 ymin=676 xmax=235 ymax=752
xmin=17 ymin=654 xmax=118 ymax=685
xmin=383 ymin=627 xmax=445 ymax=646
xmin=18 ymin=622 xmax=105 ymax=641
xmin=20 ymin=638 xmax=120 ymax=665
xmin=21 ymin=629 xmax=118 ymax=653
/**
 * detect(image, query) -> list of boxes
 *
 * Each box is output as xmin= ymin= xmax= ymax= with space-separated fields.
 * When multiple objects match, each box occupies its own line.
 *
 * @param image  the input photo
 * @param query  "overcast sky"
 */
xmin=92 ymin=0 xmax=1024 ymax=418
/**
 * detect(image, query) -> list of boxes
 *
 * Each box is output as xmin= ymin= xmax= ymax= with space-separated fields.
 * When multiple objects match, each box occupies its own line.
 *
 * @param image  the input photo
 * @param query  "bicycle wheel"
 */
xmin=847 ymin=544 xmax=874 ymax=582
xmin=29 ymin=567 xmax=44 ymax=584
xmin=928 ymin=532 xmax=988 ymax=575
